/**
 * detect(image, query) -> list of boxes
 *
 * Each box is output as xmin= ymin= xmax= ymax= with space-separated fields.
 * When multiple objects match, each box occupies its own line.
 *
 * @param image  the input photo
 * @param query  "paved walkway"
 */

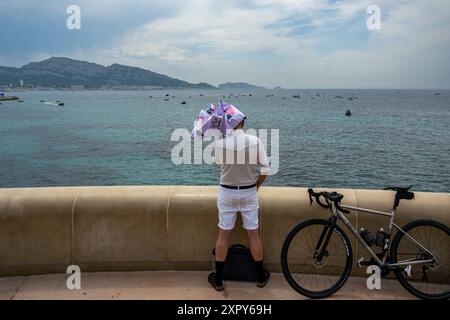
xmin=0 ymin=271 xmax=414 ymax=300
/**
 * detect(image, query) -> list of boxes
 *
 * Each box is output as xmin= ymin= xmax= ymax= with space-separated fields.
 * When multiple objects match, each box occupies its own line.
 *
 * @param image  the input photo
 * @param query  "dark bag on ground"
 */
xmin=212 ymin=244 xmax=257 ymax=282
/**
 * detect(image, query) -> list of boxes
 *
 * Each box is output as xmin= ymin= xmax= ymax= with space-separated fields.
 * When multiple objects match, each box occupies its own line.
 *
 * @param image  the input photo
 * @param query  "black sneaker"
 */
xmin=256 ymin=269 xmax=270 ymax=288
xmin=208 ymin=272 xmax=224 ymax=292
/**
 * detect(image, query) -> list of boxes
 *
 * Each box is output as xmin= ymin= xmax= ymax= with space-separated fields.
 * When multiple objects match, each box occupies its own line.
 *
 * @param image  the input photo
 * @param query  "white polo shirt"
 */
xmin=214 ymin=129 xmax=270 ymax=186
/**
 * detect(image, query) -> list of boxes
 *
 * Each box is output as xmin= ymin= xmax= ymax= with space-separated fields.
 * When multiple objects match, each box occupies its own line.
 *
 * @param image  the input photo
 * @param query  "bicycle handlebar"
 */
xmin=308 ymin=188 xmax=330 ymax=209
xmin=308 ymin=188 xmax=350 ymax=214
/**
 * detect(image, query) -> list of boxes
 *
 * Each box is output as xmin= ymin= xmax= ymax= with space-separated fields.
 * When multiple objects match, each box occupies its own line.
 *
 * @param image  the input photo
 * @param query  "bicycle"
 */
xmin=280 ymin=186 xmax=449 ymax=300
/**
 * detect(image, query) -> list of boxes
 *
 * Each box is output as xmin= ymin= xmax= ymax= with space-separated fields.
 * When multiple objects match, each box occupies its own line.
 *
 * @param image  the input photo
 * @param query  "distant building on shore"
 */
xmin=70 ymin=85 xmax=84 ymax=90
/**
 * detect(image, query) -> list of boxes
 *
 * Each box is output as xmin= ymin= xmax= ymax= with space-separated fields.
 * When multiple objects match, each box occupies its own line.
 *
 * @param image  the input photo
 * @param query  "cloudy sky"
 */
xmin=1 ymin=0 xmax=449 ymax=88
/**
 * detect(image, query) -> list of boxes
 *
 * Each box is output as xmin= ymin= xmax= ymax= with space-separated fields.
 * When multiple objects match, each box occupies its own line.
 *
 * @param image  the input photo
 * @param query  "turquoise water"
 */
xmin=0 ymin=89 xmax=449 ymax=192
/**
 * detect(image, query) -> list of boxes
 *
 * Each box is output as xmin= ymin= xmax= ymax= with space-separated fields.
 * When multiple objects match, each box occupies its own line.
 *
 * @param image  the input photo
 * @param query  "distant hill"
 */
xmin=0 ymin=57 xmax=215 ymax=89
xmin=218 ymin=82 xmax=268 ymax=90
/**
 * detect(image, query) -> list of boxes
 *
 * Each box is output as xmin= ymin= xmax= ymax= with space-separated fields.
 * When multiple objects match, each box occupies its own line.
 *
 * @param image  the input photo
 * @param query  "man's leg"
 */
xmin=247 ymin=229 xmax=263 ymax=261
xmin=215 ymin=228 xmax=232 ymax=261
xmin=247 ymin=229 xmax=269 ymax=286
xmin=213 ymin=228 xmax=232 ymax=287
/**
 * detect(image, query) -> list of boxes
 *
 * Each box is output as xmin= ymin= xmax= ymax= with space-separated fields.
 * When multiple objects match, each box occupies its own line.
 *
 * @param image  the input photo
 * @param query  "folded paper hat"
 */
xmin=191 ymin=101 xmax=246 ymax=139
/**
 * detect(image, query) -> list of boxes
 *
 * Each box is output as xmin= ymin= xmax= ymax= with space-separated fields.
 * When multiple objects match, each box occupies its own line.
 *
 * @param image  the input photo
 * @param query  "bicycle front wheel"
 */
xmin=391 ymin=219 xmax=449 ymax=300
xmin=281 ymin=219 xmax=353 ymax=299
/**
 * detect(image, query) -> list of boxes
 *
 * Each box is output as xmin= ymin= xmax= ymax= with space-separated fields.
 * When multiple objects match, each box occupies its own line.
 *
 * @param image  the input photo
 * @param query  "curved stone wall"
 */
xmin=0 ymin=186 xmax=448 ymax=276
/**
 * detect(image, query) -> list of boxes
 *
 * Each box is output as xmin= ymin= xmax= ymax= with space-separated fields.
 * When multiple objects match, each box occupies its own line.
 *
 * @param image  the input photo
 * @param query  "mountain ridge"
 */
xmin=0 ymin=57 xmax=215 ymax=89
xmin=217 ymin=82 xmax=268 ymax=90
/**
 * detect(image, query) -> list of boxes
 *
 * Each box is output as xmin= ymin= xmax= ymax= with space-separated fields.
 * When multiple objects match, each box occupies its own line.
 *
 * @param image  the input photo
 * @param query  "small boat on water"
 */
xmin=345 ymin=110 xmax=352 ymax=117
xmin=0 ymin=95 xmax=19 ymax=101
xmin=181 ymin=101 xmax=187 ymax=105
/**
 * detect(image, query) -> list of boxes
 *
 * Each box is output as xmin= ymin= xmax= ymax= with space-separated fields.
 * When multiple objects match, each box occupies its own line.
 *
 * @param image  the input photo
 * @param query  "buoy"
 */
xmin=345 ymin=110 xmax=352 ymax=117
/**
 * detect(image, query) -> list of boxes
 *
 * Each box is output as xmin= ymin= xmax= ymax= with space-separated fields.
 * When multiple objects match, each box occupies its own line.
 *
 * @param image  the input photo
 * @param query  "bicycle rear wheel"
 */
xmin=281 ymin=219 xmax=353 ymax=299
xmin=391 ymin=219 xmax=449 ymax=300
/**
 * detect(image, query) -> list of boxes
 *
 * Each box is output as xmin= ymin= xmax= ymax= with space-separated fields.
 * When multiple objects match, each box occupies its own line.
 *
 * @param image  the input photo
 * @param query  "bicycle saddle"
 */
xmin=383 ymin=185 xmax=413 ymax=192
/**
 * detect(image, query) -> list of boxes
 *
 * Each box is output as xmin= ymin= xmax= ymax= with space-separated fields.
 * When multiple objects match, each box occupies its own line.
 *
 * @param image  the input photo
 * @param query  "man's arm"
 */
xmin=256 ymin=138 xmax=270 ymax=190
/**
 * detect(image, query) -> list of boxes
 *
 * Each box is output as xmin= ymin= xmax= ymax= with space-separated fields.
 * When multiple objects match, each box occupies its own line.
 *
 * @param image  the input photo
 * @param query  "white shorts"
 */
xmin=217 ymin=186 xmax=259 ymax=231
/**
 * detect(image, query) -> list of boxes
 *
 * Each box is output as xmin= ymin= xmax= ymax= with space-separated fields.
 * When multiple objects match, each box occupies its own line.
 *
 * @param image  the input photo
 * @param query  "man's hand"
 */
xmin=256 ymin=175 xmax=267 ymax=191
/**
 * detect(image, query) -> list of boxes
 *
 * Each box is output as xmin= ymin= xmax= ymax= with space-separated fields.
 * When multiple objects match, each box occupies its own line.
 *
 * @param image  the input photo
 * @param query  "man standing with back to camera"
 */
xmin=208 ymin=113 xmax=271 ymax=291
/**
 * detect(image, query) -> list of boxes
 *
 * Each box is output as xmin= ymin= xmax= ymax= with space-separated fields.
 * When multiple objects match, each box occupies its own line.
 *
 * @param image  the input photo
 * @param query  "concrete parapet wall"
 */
xmin=0 ymin=186 xmax=448 ymax=276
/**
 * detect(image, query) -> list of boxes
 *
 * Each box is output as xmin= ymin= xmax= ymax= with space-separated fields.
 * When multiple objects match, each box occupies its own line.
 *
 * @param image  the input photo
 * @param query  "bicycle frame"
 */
xmin=330 ymin=203 xmax=435 ymax=269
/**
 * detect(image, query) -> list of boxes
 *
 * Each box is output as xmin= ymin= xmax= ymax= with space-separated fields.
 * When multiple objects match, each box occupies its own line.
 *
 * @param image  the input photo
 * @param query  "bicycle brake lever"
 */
xmin=307 ymin=188 xmax=313 ymax=206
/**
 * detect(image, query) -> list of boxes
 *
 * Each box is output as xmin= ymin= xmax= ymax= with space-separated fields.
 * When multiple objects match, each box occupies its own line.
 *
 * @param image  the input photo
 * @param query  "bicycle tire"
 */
xmin=391 ymin=219 xmax=449 ymax=300
xmin=281 ymin=219 xmax=353 ymax=299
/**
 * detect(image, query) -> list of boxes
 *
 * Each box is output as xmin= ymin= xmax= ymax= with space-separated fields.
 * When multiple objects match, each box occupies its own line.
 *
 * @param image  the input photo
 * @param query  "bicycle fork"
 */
xmin=314 ymin=216 xmax=338 ymax=262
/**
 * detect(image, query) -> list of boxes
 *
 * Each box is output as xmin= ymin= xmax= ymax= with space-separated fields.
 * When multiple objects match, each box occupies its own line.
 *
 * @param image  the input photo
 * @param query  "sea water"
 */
xmin=0 ymin=89 xmax=449 ymax=192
